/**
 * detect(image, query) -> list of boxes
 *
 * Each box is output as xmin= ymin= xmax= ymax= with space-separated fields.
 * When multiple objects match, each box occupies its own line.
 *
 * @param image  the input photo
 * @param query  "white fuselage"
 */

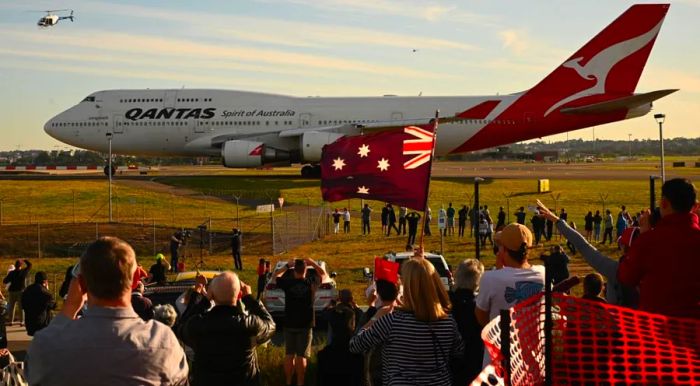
xmin=44 ymin=89 xmax=516 ymax=160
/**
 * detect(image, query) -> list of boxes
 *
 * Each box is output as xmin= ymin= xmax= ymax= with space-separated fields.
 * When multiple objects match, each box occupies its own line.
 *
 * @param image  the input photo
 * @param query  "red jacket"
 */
xmin=618 ymin=212 xmax=700 ymax=319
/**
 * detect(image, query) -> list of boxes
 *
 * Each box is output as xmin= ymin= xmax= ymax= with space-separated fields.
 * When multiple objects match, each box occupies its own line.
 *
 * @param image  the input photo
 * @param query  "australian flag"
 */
xmin=320 ymin=121 xmax=436 ymax=211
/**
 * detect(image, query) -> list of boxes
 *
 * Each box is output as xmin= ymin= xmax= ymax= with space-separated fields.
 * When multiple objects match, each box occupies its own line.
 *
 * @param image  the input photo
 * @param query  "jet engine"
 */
xmin=625 ymin=102 xmax=652 ymax=119
xmin=300 ymin=131 xmax=345 ymax=162
xmin=221 ymin=140 xmax=290 ymax=168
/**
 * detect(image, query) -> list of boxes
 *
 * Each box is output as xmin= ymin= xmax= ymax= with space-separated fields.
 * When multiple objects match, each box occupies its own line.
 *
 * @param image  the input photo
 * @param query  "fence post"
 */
xmin=500 ymin=309 xmax=511 ymax=386
xmin=72 ymin=190 xmax=76 ymax=223
xmin=544 ymin=260 xmax=553 ymax=386
xmin=142 ymin=191 xmax=146 ymax=226
xmin=208 ymin=217 xmax=212 ymax=254
xmin=153 ymin=219 xmax=156 ymax=255
xmin=37 ymin=222 xmax=42 ymax=258
xmin=271 ymin=207 xmax=276 ymax=255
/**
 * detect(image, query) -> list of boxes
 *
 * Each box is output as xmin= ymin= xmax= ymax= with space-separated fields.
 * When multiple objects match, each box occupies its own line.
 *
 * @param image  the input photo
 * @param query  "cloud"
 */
xmin=260 ymin=0 xmax=498 ymax=26
xmin=0 ymin=27 xmax=461 ymax=80
xmin=499 ymin=29 xmax=529 ymax=55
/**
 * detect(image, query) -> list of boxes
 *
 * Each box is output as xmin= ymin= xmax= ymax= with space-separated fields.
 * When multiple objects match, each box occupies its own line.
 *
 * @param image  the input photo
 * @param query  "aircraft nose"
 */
xmin=44 ymin=120 xmax=55 ymax=138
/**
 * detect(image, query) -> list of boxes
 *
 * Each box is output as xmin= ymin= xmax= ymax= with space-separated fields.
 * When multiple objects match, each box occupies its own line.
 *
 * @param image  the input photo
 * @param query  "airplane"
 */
xmin=36 ymin=9 xmax=74 ymax=27
xmin=44 ymin=4 xmax=676 ymax=177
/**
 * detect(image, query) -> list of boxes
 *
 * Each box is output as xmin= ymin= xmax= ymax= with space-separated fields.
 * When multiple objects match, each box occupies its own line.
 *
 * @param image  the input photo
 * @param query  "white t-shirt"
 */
xmin=343 ymin=210 xmax=350 ymax=221
xmin=476 ymin=265 xmax=546 ymax=321
xmin=476 ymin=265 xmax=545 ymax=366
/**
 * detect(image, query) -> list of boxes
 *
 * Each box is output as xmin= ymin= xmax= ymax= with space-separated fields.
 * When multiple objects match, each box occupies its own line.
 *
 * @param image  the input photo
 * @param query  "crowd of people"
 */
xmin=0 ymin=178 xmax=697 ymax=385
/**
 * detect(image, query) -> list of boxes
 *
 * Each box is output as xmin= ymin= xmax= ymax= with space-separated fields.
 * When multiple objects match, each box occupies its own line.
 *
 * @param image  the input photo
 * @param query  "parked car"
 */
xmin=143 ymin=270 xmax=221 ymax=313
xmin=262 ymin=260 xmax=337 ymax=318
xmin=382 ymin=251 xmax=454 ymax=290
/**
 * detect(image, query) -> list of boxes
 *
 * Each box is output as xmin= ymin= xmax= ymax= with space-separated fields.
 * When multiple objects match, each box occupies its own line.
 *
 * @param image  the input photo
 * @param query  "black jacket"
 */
xmin=179 ymin=295 xmax=276 ymax=386
xmin=449 ymin=289 xmax=484 ymax=385
xmin=21 ymin=283 xmax=56 ymax=336
xmin=3 ymin=260 xmax=32 ymax=292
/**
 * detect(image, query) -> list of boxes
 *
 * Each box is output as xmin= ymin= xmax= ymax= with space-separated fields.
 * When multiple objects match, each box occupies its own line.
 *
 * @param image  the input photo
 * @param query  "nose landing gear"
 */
xmin=300 ymin=164 xmax=321 ymax=178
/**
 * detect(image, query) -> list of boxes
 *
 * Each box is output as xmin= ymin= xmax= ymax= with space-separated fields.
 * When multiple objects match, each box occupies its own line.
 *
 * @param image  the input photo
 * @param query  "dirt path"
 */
xmin=116 ymin=179 xmax=229 ymax=201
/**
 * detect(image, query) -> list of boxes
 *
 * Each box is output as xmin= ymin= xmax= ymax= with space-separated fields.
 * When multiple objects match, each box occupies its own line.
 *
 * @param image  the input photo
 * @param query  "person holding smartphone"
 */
xmin=25 ymin=237 xmax=188 ymax=386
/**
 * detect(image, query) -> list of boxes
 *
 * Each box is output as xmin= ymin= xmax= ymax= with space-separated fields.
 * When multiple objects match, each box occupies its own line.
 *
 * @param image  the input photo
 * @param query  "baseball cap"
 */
xmin=494 ymin=223 xmax=533 ymax=251
xmin=617 ymin=227 xmax=640 ymax=248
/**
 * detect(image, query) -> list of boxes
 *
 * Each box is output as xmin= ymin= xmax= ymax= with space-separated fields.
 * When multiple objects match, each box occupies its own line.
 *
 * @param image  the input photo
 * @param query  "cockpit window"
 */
xmin=81 ymin=96 xmax=96 ymax=102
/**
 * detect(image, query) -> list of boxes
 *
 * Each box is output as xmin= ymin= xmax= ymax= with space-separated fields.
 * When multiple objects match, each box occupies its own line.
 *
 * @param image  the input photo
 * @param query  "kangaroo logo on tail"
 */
xmin=544 ymin=20 xmax=664 ymax=117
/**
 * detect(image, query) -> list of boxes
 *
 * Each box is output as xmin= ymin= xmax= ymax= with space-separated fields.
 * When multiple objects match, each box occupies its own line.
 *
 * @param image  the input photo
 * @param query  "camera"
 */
xmin=182 ymin=230 xmax=192 ymax=238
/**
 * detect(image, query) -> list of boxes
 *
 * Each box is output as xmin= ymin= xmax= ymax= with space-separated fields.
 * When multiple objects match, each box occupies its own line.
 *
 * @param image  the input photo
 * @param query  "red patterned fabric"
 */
xmin=320 ymin=123 xmax=436 ymax=211
xmin=480 ymin=293 xmax=700 ymax=385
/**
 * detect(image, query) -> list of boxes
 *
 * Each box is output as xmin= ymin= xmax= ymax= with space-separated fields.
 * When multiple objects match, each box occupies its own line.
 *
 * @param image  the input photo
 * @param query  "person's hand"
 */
xmin=195 ymin=274 xmax=207 ymax=287
xmin=240 ymin=281 xmax=252 ymax=297
xmin=535 ymin=200 xmax=559 ymax=222
xmin=638 ymin=209 xmax=651 ymax=234
xmin=61 ymin=278 xmax=87 ymax=320
xmin=367 ymin=288 xmax=377 ymax=305
xmin=375 ymin=303 xmax=395 ymax=319
xmin=413 ymin=246 xmax=425 ymax=260
xmin=287 ymin=258 xmax=294 ymax=268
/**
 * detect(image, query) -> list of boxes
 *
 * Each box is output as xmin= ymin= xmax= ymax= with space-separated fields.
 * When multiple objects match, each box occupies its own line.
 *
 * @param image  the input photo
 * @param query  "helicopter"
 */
xmin=36 ymin=9 xmax=74 ymax=27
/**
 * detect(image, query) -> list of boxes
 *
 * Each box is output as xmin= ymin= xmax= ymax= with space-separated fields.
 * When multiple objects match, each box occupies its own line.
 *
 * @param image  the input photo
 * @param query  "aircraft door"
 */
xmin=299 ymin=113 xmax=312 ymax=128
xmin=194 ymin=120 xmax=207 ymax=134
xmin=113 ymin=115 xmax=124 ymax=134
xmin=391 ymin=112 xmax=403 ymax=121
xmin=164 ymin=91 xmax=177 ymax=108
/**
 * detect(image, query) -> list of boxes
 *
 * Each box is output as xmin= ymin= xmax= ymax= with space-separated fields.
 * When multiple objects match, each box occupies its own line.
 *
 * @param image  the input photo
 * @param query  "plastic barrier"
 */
xmin=481 ymin=293 xmax=700 ymax=385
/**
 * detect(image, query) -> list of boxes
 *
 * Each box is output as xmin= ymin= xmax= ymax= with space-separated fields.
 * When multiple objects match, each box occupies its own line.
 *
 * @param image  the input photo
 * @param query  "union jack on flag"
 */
xmin=402 ymin=125 xmax=436 ymax=170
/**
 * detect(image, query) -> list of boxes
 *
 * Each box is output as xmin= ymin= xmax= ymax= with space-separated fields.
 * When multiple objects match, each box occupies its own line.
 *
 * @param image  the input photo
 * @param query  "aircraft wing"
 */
xmin=186 ymin=112 xmax=459 ymax=151
xmin=277 ymin=114 xmax=460 ymax=138
xmin=560 ymin=89 xmax=678 ymax=115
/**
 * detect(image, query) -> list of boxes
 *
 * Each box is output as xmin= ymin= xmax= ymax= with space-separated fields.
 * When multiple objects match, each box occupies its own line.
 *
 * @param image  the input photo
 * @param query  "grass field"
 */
xmin=3 ymin=170 xmax=686 ymax=301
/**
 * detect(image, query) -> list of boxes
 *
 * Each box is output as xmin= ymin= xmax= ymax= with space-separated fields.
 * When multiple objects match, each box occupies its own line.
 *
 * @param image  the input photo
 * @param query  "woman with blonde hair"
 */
xmin=350 ymin=258 xmax=463 ymax=385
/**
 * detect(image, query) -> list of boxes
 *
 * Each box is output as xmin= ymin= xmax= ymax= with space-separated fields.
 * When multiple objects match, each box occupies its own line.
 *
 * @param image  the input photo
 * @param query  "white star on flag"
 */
xmin=377 ymin=158 xmax=390 ymax=171
xmin=357 ymin=186 xmax=370 ymax=194
xmin=357 ymin=144 xmax=370 ymax=158
xmin=332 ymin=157 xmax=346 ymax=171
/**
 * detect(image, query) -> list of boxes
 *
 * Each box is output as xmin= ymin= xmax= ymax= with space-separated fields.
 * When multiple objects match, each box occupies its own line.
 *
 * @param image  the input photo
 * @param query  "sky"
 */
xmin=0 ymin=0 xmax=699 ymax=151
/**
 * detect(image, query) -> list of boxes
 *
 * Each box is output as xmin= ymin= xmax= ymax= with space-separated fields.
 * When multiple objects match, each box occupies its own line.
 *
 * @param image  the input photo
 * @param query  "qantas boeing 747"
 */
xmin=44 ymin=4 xmax=676 ymax=177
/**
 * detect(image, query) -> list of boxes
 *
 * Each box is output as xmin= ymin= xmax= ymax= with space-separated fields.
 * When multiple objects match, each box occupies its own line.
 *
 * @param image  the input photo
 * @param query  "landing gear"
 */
xmin=103 ymin=164 xmax=116 ymax=176
xmin=300 ymin=164 xmax=321 ymax=178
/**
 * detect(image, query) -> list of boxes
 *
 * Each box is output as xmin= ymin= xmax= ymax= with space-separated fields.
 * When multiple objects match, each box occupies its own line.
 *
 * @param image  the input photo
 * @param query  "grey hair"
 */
xmin=454 ymin=259 xmax=484 ymax=291
xmin=153 ymin=304 xmax=178 ymax=327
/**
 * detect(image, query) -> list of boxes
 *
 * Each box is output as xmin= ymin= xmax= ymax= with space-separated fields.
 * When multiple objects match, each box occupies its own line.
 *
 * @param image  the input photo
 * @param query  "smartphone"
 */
xmin=71 ymin=262 xmax=81 ymax=278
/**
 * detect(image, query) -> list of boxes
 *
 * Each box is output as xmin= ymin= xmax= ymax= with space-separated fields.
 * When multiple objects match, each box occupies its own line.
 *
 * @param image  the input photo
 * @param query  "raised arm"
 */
xmin=272 ymin=259 xmax=293 ymax=281
xmin=557 ymin=220 xmax=618 ymax=279
xmin=305 ymin=258 xmax=327 ymax=280
xmin=239 ymin=282 xmax=276 ymax=344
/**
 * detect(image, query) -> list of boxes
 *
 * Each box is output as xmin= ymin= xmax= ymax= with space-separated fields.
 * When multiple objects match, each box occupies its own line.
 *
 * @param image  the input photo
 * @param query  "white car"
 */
xmin=262 ymin=260 xmax=338 ymax=317
xmin=383 ymin=252 xmax=454 ymax=290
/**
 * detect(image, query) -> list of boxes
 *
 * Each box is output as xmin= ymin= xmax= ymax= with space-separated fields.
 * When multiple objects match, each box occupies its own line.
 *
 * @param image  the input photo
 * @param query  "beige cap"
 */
xmin=494 ymin=223 xmax=533 ymax=251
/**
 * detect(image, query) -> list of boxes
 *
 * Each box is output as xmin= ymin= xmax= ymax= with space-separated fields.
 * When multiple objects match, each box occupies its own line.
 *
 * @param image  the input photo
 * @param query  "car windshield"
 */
xmin=394 ymin=256 xmax=448 ymax=276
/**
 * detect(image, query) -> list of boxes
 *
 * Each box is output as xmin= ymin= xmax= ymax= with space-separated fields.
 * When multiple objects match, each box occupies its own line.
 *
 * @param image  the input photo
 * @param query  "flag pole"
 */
xmin=417 ymin=110 xmax=439 ymax=257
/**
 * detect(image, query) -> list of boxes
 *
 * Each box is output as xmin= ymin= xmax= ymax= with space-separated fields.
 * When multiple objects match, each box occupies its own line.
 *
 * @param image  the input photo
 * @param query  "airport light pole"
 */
xmin=654 ymin=113 xmax=666 ymax=182
xmin=107 ymin=132 xmax=113 ymax=223
xmin=474 ymin=177 xmax=484 ymax=260
xmin=627 ymin=133 xmax=632 ymax=158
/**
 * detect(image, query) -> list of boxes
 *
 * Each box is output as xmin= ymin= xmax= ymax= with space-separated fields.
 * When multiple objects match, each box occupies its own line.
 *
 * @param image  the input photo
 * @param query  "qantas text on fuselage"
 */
xmin=44 ymin=4 xmax=676 ymax=174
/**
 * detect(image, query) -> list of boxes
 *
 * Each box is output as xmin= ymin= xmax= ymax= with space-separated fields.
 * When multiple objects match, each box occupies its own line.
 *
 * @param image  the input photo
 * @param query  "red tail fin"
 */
xmin=529 ymin=4 xmax=669 ymax=116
